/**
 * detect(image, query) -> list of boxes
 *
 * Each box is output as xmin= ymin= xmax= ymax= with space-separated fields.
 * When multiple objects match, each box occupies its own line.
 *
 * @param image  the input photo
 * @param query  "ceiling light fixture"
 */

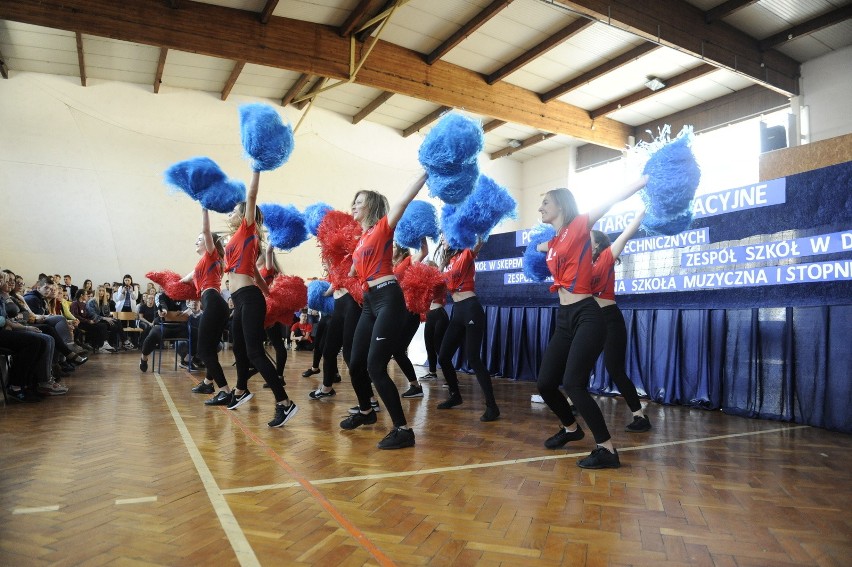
xmin=507 ymin=139 xmax=522 ymax=148
xmin=645 ymin=77 xmax=666 ymax=91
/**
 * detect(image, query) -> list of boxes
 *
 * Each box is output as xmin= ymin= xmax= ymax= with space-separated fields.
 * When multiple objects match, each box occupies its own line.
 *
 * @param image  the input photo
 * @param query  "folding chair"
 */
xmin=113 ymin=311 xmax=143 ymax=348
xmin=151 ymin=311 xmax=190 ymax=373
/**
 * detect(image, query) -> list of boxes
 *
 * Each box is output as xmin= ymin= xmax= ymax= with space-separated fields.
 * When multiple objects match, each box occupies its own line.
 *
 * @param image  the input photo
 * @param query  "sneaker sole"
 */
xmin=227 ymin=392 xmax=254 ymax=410
xmin=269 ymin=405 xmax=298 ymax=428
xmin=378 ymin=439 xmax=415 ymax=449
xmin=401 ymin=393 xmax=424 ymax=398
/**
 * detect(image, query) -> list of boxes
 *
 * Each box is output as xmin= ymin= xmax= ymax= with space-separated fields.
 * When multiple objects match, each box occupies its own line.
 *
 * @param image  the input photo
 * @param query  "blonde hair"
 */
xmin=545 ymin=188 xmax=579 ymax=229
xmin=352 ymin=190 xmax=389 ymax=228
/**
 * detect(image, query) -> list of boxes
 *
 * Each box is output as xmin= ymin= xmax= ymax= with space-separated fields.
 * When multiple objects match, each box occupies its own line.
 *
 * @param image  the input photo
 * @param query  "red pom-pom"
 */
xmin=317 ymin=211 xmax=361 ymax=267
xmin=264 ymin=275 xmax=307 ymax=327
xmin=400 ymin=262 xmax=445 ymax=315
xmin=146 ymin=270 xmax=199 ymax=301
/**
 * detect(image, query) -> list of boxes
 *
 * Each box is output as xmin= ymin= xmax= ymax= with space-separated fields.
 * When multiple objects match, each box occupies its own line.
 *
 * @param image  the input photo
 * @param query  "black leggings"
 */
xmin=231 ymin=286 xmax=288 ymax=402
xmin=311 ymin=315 xmax=329 ymax=369
xmin=537 ymin=297 xmax=610 ymax=444
xmin=424 ymin=306 xmax=449 ymax=373
xmin=437 ymin=296 xmax=496 ymax=408
xmin=265 ymin=322 xmax=287 ymax=376
xmin=349 ymin=282 xmax=408 ymax=428
xmin=601 ymin=304 xmax=642 ymax=412
xmin=392 ymin=311 xmax=422 ymax=384
xmin=197 ymin=289 xmax=229 ymax=388
xmin=322 ymin=293 xmax=361 ymax=388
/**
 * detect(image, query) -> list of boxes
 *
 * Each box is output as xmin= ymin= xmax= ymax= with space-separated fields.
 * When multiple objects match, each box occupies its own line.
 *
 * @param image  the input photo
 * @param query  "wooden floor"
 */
xmin=1 ymin=348 xmax=850 ymax=567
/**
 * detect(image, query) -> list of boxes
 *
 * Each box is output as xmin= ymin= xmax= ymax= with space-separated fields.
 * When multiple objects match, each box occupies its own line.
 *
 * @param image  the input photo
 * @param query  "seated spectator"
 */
xmin=88 ymin=285 xmax=130 ymax=350
xmin=137 ymin=293 xmax=159 ymax=346
xmin=176 ymin=300 xmax=205 ymax=369
xmin=290 ymin=311 xmax=314 ymax=351
xmin=71 ymin=289 xmax=111 ymax=352
xmin=63 ymin=275 xmax=79 ymax=302
xmin=22 ymin=276 xmax=88 ymax=367
xmin=138 ymin=292 xmax=190 ymax=372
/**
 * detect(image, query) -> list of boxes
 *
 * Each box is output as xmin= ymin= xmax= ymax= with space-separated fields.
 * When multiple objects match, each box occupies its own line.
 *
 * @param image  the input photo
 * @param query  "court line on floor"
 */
xmin=155 ymin=372 xmax=260 ymax=567
xmin=221 ymin=425 xmax=811 ymax=495
xmin=12 ymin=505 xmax=61 ymax=515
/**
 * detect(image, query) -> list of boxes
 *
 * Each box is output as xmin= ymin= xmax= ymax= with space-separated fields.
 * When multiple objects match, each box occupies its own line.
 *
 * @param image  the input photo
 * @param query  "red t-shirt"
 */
xmin=224 ymin=219 xmax=260 ymax=277
xmin=590 ymin=247 xmax=616 ymax=301
xmin=193 ymin=250 xmax=222 ymax=295
xmin=443 ymin=249 xmax=476 ymax=294
xmin=546 ymin=214 xmax=593 ymax=294
xmin=290 ymin=322 xmax=312 ymax=340
xmin=392 ymin=255 xmax=412 ymax=280
xmin=352 ymin=217 xmax=394 ymax=286
xmin=259 ymin=266 xmax=276 ymax=286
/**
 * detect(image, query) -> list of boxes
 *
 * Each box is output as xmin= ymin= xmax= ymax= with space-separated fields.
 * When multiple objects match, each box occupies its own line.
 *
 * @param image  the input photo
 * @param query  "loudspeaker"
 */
xmin=760 ymin=121 xmax=787 ymax=153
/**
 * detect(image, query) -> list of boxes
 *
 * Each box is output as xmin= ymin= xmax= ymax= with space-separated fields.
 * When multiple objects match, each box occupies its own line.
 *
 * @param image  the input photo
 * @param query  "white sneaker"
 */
xmin=531 ymin=394 xmax=545 ymax=403
xmin=102 ymin=343 xmax=116 ymax=352
xmin=38 ymin=381 xmax=68 ymax=395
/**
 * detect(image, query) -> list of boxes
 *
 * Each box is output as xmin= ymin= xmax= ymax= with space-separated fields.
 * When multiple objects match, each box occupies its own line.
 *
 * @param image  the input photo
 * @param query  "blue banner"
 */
xmin=681 ymin=230 xmax=852 ymax=268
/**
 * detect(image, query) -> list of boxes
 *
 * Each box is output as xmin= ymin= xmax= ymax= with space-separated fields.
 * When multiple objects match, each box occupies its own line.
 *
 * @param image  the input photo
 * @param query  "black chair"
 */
xmin=151 ymin=312 xmax=191 ymax=373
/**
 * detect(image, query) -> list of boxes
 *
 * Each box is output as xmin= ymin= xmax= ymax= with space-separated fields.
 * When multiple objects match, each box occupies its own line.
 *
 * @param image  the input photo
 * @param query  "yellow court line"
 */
xmin=12 ymin=505 xmax=61 ymax=514
xmin=221 ymin=425 xmax=810 ymax=495
xmin=155 ymin=372 xmax=260 ymax=567
xmin=115 ymin=496 xmax=158 ymax=505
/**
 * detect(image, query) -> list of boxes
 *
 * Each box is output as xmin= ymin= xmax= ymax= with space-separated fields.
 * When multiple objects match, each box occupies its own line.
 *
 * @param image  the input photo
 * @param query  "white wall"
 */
xmin=0 ymin=72 xmax=521 ymax=285
xmin=800 ymin=45 xmax=852 ymax=143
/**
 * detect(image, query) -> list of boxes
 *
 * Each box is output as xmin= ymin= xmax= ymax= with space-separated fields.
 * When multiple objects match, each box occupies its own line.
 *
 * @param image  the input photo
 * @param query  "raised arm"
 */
xmin=201 ymin=208 xmax=216 ymax=254
xmin=585 ymin=175 xmax=648 ymax=229
xmin=245 ymin=171 xmax=260 ymax=226
xmin=610 ymin=209 xmax=646 ymax=260
xmin=387 ymin=172 xmax=427 ymax=229
xmin=412 ymin=237 xmax=429 ymax=263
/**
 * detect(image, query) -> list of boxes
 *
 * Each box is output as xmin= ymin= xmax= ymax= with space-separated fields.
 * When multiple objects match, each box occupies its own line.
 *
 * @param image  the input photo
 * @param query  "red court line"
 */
xmin=184 ymin=376 xmax=398 ymax=567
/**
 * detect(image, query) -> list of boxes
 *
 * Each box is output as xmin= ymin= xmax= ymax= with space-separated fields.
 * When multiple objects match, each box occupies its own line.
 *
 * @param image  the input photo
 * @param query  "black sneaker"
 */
xmin=268 ymin=402 xmax=298 ymax=427
xmin=348 ymin=401 xmax=381 ymax=414
xmin=191 ymin=381 xmax=215 ymax=394
xmin=377 ymin=427 xmax=415 ymax=450
xmin=309 ymin=388 xmax=336 ymax=400
xmin=301 ymin=368 xmax=320 ymax=377
xmin=7 ymin=387 xmax=41 ymax=403
xmin=578 ymin=447 xmax=620 ymax=469
xmin=334 ymin=373 xmax=342 ymax=383
xmin=480 ymin=406 xmax=500 ymax=422
xmin=437 ymin=393 xmax=462 ymax=409
xmin=401 ymin=384 xmax=423 ymax=398
xmin=226 ymin=389 xmax=254 ymax=410
xmin=179 ymin=359 xmax=189 ymax=369
xmin=139 ymin=358 xmax=148 ymax=372
xmin=544 ymin=425 xmax=585 ymax=449
xmin=340 ymin=410 xmax=377 ymax=430
xmin=626 ymin=415 xmax=651 ymax=433
xmin=421 ymin=372 xmax=437 ymax=380
xmin=204 ymin=391 xmax=232 ymax=406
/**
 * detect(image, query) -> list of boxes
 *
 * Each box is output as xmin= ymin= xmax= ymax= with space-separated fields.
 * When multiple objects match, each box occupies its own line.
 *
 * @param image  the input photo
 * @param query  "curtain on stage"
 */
xmin=445 ymin=304 xmax=850 ymax=433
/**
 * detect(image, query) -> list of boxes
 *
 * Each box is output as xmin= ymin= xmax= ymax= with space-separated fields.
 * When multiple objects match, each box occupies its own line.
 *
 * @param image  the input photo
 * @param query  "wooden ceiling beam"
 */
xmin=589 ymin=63 xmax=717 ymax=119
xmin=486 ymin=18 xmax=594 ymax=85
xmin=221 ymin=60 xmax=245 ymax=101
xmin=541 ymin=43 xmax=659 ymax=103
xmin=403 ymin=106 xmax=451 ymax=138
xmin=705 ymin=0 xmax=759 ymax=24
xmin=353 ymin=90 xmax=394 ymax=124
xmin=153 ymin=47 xmax=167 ymax=94
xmin=339 ymin=0 xmax=385 ymax=37
xmin=75 ymin=31 xmax=86 ymax=86
xmin=259 ymin=0 xmax=279 ymax=24
xmin=0 ymin=0 xmax=632 ymax=148
xmin=482 ymin=119 xmax=506 ymax=133
xmin=425 ymin=0 xmax=515 ymax=65
xmin=281 ymin=73 xmax=311 ymax=107
xmin=294 ymin=76 xmax=327 ymax=110
xmin=490 ymin=133 xmax=555 ymax=160
xmin=552 ymin=0 xmax=800 ymax=95
xmin=759 ymin=5 xmax=852 ymax=51
xmin=355 ymin=0 xmax=395 ymax=43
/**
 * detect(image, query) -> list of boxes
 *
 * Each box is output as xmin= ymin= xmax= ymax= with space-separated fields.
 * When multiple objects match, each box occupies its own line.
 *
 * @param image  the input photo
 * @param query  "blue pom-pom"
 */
xmin=200 ymin=178 xmax=247 ymax=213
xmin=164 ymin=157 xmax=227 ymax=200
xmin=394 ymin=200 xmax=440 ymax=249
xmin=418 ymin=112 xmax=483 ymax=170
xmin=425 ymin=163 xmax=480 ymax=205
xmin=522 ymin=224 xmax=555 ymax=282
xmin=440 ymin=204 xmax=477 ymax=250
xmin=304 ymin=202 xmax=333 ymax=236
xmin=307 ymin=280 xmax=335 ymax=313
xmin=258 ymin=203 xmax=309 ymax=251
xmin=439 ymin=176 xmax=516 ymax=249
xmin=239 ymin=103 xmax=295 ymax=171
xmin=419 ymin=112 xmax=483 ymax=204
xmin=640 ymin=126 xmax=701 ymax=235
